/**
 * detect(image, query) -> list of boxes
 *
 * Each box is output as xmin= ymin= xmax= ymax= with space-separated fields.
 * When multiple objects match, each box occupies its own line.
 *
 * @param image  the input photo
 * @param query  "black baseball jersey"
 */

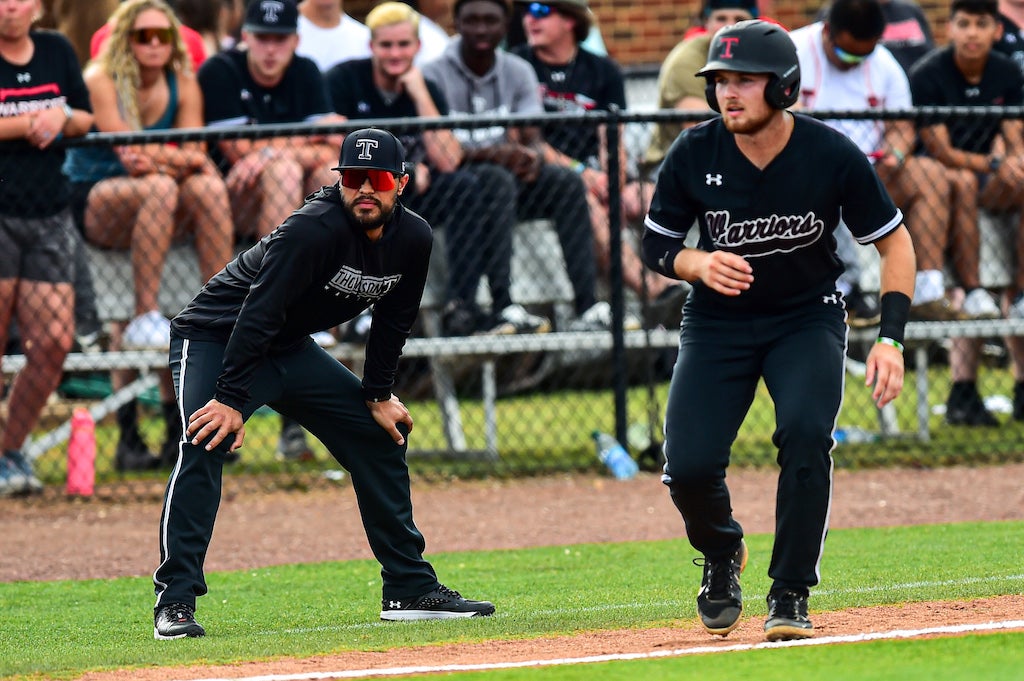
xmin=512 ymin=46 xmax=626 ymax=162
xmin=171 ymin=186 xmax=433 ymax=408
xmin=325 ymin=57 xmax=450 ymax=168
xmin=643 ymin=113 xmax=902 ymax=313
xmin=909 ymin=46 xmax=1024 ymax=154
xmin=995 ymin=13 xmax=1024 ymax=77
xmin=0 ymin=31 xmax=91 ymax=217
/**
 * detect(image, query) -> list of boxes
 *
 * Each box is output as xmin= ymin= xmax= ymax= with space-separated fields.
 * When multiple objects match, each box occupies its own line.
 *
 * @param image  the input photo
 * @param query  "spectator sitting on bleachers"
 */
xmin=909 ymin=0 xmax=1024 ymax=425
xmin=512 ymin=0 xmax=679 ymax=325
xmin=423 ymin=0 xmax=615 ymax=332
xmin=792 ymin=0 xmax=1002 ymax=323
xmin=296 ymin=0 xmax=372 ymax=73
xmin=326 ymin=2 xmax=533 ymax=336
xmin=996 ymin=0 xmax=1024 ymax=73
xmin=198 ymin=0 xmax=343 ymax=241
xmin=65 ymin=0 xmax=235 ymax=470
xmin=817 ymin=0 xmax=936 ymax=75
xmin=0 ymin=8 xmax=93 ymax=495
xmin=91 ymin=0 xmax=207 ymax=69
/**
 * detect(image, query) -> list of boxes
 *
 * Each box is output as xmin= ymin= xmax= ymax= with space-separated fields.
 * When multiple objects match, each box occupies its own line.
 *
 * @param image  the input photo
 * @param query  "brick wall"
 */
xmin=346 ymin=0 xmax=953 ymax=68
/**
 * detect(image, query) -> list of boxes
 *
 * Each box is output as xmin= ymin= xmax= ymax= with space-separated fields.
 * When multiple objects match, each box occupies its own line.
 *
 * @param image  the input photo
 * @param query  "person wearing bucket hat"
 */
xmin=152 ymin=126 xmax=495 ymax=639
xmin=642 ymin=20 xmax=916 ymax=642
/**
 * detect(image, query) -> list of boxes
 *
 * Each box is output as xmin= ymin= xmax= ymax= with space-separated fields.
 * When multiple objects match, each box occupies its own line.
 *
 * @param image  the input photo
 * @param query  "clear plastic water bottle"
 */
xmin=833 ymin=427 xmax=878 ymax=444
xmin=592 ymin=431 xmax=639 ymax=480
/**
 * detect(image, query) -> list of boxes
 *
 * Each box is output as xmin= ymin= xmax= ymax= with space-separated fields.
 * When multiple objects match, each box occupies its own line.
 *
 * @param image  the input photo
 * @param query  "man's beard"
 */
xmin=722 ymin=108 xmax=776 ymax=136
xmin=344 ymin=199 xmax=396 ymax=230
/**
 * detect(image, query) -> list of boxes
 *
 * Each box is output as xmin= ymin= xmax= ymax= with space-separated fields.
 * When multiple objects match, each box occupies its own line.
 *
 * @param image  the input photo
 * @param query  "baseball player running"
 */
xmin=152 ymin=128 xmax=494 ymax=640
xmin=641 ymin=21 xmax=916 ymax=640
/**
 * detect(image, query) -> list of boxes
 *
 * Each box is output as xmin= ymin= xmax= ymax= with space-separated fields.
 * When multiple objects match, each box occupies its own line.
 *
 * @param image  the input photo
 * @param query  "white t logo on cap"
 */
xmin=260 ymin=0 xmax=284 ymax=23
xmin=355 ymin=138 xmax=379 ymax=160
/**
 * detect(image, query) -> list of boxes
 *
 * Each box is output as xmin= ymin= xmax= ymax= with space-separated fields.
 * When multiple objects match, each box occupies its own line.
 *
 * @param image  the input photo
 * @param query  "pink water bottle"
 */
xmin=66 ymin=408 xmax=96 ymax=497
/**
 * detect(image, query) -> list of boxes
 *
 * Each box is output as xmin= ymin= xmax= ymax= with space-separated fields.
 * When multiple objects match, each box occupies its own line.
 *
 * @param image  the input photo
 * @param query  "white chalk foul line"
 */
xmin=270 ymin=573 xmax=1024 ymax=636
xmin=176 ymin=619 xmax=1024 ymax=681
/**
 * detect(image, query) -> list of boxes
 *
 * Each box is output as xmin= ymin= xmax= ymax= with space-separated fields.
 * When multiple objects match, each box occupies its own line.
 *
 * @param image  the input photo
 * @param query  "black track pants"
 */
xmin=153 ymin=336 xmax=438 ymax=611
xmin=661 ymin=297 xmax=846 ymax=591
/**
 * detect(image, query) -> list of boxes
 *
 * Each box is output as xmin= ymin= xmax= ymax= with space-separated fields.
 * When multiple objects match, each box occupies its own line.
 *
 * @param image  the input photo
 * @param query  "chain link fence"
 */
xmin=4 ymin=107 xmax=1024 ymax=501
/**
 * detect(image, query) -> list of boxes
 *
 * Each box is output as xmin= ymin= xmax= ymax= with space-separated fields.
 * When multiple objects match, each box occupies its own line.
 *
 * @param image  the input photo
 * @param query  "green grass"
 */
xmin=2 ymin=521 xmax=1022 ymax=680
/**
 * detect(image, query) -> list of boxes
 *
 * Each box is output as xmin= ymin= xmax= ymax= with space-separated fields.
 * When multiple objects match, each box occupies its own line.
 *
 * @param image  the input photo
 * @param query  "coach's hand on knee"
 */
xmin=367 ymin=396 xmax=414 ymax=446
xmin=187 ymin=399 xmax=245 ymax=452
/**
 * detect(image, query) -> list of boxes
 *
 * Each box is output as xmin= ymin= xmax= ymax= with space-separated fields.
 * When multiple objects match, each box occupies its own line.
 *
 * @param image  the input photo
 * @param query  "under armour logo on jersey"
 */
xmin=355 ymin=138 xmax=379 ymax=160
xmin=257 ymin=0 xmax=285 ymax=23
xmin=550 ymin=70 xmax=567 ymax=83
xmin=823 ymin=293 xmax=839 ymax=305
xmin=16 ymin=72 xmax=30 ymax=83
xmin=706 ymin=173 xmax=723 ymax=186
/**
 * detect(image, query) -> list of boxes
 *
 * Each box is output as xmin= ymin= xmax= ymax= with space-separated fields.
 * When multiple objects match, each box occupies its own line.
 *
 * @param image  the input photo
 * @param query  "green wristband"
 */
xmin=876 ymin=336 xmax=904 ymax=353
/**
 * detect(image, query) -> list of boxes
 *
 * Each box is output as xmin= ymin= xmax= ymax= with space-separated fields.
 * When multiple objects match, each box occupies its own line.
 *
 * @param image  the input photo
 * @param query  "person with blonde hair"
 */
xmin=65 ymin=0 xmax=234 ymax=470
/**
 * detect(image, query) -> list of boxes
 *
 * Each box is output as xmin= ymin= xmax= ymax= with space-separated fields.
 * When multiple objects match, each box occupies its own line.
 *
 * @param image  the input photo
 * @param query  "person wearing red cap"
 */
xmin=152 ymin=127 xmax=496 ymax=640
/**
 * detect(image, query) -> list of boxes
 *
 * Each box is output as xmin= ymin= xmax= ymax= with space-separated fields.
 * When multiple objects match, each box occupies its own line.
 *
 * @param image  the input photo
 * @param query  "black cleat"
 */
xmin=380 ymin=584 xmax=495 ymax=621
xmin=154 ymin=603 xmax=206 ymax=640
xmin=695 ymin=539 xmax=748 ymax=636
xmin=765 ymin=589 xmax=814 ymax=641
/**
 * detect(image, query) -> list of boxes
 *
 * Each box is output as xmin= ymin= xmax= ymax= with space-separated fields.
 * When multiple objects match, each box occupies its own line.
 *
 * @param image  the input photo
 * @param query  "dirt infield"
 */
xmin=5 ymin=464 xmax=1024 ymax=680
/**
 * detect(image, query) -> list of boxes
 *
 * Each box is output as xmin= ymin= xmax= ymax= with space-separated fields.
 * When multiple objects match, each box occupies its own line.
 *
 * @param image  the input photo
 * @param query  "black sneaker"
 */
xmin=114 ymin=429 xmax=160 ymax=471
xmin=765 ymin=589 xmax=814 ymax=641
xmin=275 ymin=419 xmax=314 ymax=462
xmin=946 ymin=382 xmax=999 ymax=427
xmin=380 ymin=584 xmax=495 ymax=621
xmin=843 ymin=286 xmax=881 ymax=328
xmin=154 ymin=603 xmax=205 ymax=640
xmin=695 ymin=539 xmax=748 ymax=636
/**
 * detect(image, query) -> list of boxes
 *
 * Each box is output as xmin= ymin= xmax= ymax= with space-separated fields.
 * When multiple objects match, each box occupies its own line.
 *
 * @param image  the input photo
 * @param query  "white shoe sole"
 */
xmin=380 ymin=609 xmax=491 ymax=621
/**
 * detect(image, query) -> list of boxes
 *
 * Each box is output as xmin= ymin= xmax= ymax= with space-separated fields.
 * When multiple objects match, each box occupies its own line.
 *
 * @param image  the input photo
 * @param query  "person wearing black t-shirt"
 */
xmin=910 ymin=0 xmax=1024 ymax=425
xmin=0 ymin=13 xmax=93 ymax=496
xmin=152 ymin=129 xmax=495 ymax=640
xmin=326 ymin=1 xmax=548 ymax=335
xmin=513 ymin=0 xmax=681 ymax=320
xmin=642 ymin=21 xmax=915 ymax=641
xmin=197 ymin=0 xmax=342 ymax=241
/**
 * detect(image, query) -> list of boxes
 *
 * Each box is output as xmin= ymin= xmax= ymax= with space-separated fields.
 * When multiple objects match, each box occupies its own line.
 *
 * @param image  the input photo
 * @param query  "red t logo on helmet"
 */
xmin=719 ymin=36 xmax=740 ymax=58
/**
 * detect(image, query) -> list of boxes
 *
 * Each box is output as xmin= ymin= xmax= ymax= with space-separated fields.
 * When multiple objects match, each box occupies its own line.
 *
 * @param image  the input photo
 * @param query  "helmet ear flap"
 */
xmin=704 ymin=80 xmax=720 ymax=113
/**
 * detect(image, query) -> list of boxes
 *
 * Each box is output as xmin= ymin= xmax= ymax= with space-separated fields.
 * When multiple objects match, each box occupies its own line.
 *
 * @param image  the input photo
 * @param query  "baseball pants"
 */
xmin=661 ymin=296 xmax=846 ymax=592
xmin=153 ymin=336 xmax=439 ymax=611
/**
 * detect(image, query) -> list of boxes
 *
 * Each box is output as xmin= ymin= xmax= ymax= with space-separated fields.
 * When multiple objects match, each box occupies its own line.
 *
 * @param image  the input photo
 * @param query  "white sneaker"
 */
xmin=962 ymin=289 xmax=1002 ymax=319
xmin=569 ymin=301 xmax=642 ymax=332
xmin=483 ymin=304 xmax=551 ymax=335
xmin=311 ymin=330 xmax=337 ymax=348
xmin=122 ymin=311 xmax=172 ymax=350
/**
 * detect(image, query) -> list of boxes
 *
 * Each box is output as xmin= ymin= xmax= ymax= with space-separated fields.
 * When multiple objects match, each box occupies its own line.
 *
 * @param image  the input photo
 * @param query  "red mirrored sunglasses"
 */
xmin=340 ymin=168 xmax=398 ymax=191
xmin=131 ymin=27 xmax=174 ymax=45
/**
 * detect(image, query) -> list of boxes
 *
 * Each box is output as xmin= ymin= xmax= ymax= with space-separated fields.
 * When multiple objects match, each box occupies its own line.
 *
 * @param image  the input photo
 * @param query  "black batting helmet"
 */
xmin=696 ymin=19 xmax=800 ymax=112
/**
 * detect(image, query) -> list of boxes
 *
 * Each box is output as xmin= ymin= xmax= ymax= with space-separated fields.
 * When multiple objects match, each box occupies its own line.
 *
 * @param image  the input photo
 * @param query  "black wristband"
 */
xmin=879 ymin=291 xmax=911 ymax=344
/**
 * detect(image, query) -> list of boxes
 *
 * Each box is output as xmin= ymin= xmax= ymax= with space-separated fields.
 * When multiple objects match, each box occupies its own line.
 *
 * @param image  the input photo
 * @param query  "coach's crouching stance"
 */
xmin=152 ymin=128 xmax=494 ymax=640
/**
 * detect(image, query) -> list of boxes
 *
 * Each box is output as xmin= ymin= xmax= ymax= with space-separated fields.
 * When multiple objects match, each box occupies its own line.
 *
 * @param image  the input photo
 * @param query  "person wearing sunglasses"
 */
xmin=424 ymin=0 xmax=615 ymax=333
xmin=152 ymin=127 xmax=496 ymax=639
xmin=327 ymin=2 xmax=547 ymax=336
xmin=793 ymin=0 xmax=1006 ymax=411
xmin=64 ymin=0 xmax=235 ymax=472
xmin=89 ymin=0 xmax=209 ymax=69
xmin=513 ymin=0 xmax=675 ymax=327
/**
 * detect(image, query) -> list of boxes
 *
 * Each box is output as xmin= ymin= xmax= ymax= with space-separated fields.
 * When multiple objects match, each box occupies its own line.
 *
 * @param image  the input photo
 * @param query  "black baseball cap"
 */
xmin=332 ymin=128 xmax=407 ymax=174
xmin=243 ymin=0 xmax=299 ymax=35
